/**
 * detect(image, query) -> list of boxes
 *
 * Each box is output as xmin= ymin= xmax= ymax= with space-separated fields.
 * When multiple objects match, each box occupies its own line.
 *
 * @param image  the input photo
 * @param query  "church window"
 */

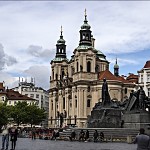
xmin=55 ymin=74 xmax=58 ymax=80
xmin=82 ymin=34 xmax=85 ymax=39
xmin=125 ymin=88 xmax=127 ymax=94
xmin=75 ymin=99 xmax=77 ymax=108
xmin=87 ymin=99 xmax=91 ymax=107
xmin=63 ymin=97 xmax=65 ymax=109
xmin=77 ymin=62 xmax=79 ymax=72
xmin=52 ymin=71 xmax=54 ymax=80
xmin=50 ymin=117 xmax=53 ymax=124
xmin=86 ymin=34 xmax=89 ymax=40
xmin=62 ymin=70 xmax=65 ymax=78
xmin=87 ymin=61 xmax=91 ymax=72
xmin=70 ymin=101 xmax=72 ymax=108
xmin=87 ymin=86 xmax=90 ymax=92
xmin=51 ymin=102 xmax=53 ymax=110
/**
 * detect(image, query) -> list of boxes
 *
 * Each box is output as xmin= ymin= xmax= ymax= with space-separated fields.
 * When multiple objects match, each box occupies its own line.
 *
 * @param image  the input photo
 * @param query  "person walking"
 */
xmin=133 ymin=128 xmax=150 ymax=150
xmin=31 ymin=126 xmax=36 ymax=140
xmin=1 ymin=125 xmax=9 ymax=150
xmin=10 ymin=126 xmax=18 ymax=150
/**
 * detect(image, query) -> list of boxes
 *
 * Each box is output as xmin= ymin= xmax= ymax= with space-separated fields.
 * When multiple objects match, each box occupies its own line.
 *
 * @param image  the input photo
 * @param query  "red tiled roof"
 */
xmin=126 ymin=74 xmax=138 ymax=80
xmin=99 ymin=70 xmax=130 ymax=83
xmin=144 ymin=60 xmax=150 ymax=68
xmin=7 ymin=89 xmax=35 ymax=101
xmin=126 ymin=74 xmax=138 ymax=83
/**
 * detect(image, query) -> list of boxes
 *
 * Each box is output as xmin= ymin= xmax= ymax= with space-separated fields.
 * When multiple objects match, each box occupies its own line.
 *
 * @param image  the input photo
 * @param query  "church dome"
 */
xmin=81 ymin=22 xmax=91 ymax=30
xmin=114 ymin=63 xmax=119 ymax=69
xmin=57 ymin=37 xmax=65 ymax=45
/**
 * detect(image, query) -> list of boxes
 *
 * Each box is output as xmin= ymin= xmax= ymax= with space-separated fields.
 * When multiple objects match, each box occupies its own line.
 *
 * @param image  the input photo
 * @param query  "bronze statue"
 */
xmin=138 ymin=86 xmax=146 ymax=109
xmin=102 ymin=78 xmax=111 ymax=106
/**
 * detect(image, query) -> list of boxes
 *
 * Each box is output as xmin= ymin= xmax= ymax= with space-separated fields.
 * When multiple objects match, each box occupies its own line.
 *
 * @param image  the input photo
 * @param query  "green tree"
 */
xmin=26 ymin=104 xmax=47 ymax=127
xmin=10 ymin=101 xmax=28 ymax=126
xmin=0 ymin=103 xmax=11 ymax=131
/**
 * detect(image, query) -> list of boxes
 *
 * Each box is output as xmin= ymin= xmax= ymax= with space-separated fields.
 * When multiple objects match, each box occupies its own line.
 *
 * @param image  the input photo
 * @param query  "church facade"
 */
xmin=49 ymin=12 xmax=135 ymax=128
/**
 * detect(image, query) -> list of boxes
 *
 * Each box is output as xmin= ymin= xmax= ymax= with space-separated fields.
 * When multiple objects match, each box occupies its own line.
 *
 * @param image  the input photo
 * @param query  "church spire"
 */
xmin=114 ymin=57 xmax=119 ymax=76
xmin=79 ymin=9 xmax=92 ymax=46
xmin=56 ymin=26 xmax=66 ymax=59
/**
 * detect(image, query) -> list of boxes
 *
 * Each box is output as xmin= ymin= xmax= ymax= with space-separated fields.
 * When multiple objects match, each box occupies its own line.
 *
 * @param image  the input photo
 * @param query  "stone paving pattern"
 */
xmin=0 ymin=136 xmax=137 ymax=150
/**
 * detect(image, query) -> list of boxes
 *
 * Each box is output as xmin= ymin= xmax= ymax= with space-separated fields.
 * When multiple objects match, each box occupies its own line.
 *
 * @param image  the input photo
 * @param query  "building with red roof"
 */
xmin=138 ymin=60 xmax=150 ymax=97
xmin=0 ymin=82 xmax=37 ymax=106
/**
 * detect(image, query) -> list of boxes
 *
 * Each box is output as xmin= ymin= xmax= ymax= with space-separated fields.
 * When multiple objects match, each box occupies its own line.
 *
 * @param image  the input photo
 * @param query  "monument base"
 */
xmin=122 ymin=110 xmax=150 ymax=134
xmin=87 ymin=108 xmax=122 ymax=128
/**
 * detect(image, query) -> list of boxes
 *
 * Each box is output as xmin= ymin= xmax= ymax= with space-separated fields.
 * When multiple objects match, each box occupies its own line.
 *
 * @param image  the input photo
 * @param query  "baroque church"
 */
xmin=49 ymin=11 xmax=135 ymax=128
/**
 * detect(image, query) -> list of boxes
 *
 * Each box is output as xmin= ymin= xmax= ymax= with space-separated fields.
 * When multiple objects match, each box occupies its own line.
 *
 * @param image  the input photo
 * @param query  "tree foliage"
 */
xmin=0 ymin=101 xmax=47 ymax=128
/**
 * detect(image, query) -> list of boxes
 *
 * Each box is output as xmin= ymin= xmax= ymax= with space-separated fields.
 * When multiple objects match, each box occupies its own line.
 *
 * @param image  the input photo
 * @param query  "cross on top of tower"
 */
xmin=61 ymin=25 xmax=63 ymax=36
xmin=85 ymin=8 xmax=87 ymax=17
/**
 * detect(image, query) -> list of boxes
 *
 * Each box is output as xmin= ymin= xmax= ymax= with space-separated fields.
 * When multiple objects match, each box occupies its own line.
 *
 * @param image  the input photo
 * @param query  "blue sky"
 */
xmin=0 ymin=1 xmax=150 ymax=89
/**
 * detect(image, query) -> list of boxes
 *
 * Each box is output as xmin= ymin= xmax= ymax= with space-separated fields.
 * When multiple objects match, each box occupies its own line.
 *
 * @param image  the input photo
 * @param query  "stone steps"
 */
xmin=59 ymin=128 xmax=139 ymax=142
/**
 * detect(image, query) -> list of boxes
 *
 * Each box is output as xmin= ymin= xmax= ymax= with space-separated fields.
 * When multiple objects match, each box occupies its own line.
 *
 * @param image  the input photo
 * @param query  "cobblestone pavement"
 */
xmin=0 ymin=136 xmax=137 ymax=150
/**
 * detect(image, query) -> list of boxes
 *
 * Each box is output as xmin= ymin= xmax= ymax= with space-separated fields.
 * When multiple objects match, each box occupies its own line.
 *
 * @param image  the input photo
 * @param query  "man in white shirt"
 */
xmin=1 ymin=125 xmax=9 ymax=150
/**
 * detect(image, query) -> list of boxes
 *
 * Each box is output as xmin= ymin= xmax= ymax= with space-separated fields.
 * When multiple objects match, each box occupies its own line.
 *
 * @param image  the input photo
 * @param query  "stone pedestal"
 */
xmin=87 ymin=108 xmax=122 ymax=128
xmin=122 ymin=111 xmax=150 ymax=134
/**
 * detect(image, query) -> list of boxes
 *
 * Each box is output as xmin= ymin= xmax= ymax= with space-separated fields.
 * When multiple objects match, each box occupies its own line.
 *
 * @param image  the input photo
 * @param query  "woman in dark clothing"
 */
xmin=10 ymin=126 xmax=18 ymax=150
xmin=93 ymin=130 xmax=99 ymax=142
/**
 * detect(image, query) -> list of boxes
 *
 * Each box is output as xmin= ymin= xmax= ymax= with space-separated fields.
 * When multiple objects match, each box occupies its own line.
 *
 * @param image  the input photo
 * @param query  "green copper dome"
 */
xmin=57 ymin=35 xmax=65 ymax=45
xmin=114 ymin=58 xmax=119 ymax=68
xmin=114 ymin=64 xmax=119 ymax=69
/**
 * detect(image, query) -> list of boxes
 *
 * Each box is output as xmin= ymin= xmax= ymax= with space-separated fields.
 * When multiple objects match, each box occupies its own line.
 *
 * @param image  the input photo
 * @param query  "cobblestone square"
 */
xmin=0 ymin=136 xmax=137 ymax=150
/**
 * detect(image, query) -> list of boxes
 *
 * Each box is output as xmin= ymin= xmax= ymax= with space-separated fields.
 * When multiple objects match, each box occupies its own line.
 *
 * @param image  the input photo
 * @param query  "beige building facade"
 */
xmin=49 ymin=12 xmax=135 ymax=128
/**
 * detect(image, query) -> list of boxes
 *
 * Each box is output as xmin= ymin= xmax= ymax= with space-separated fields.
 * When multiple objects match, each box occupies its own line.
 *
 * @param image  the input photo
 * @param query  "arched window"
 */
xmin=51 ymin=103 xmax=53 ymax=110
xmin=87 ymin=99 xmax=91 ymax=107
xmin=86 ymin=34 xmax=89 ymax=40
xmin=77 ymin=62 xmax=79 ymax=72
xmin=125 ymin=88 xmax=127 ymax=94
xmin=75 ymin=99 xmax=77 ymax=108
xmin=82 ymin=34 xmax=85 ymax=39
xmin=87 ymin=61 xmax=91 ymax=72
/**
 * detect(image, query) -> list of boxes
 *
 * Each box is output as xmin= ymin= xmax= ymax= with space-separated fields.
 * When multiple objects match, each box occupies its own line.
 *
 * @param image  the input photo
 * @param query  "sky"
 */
xmin=0 ymin=1 xmax=150 ymax=90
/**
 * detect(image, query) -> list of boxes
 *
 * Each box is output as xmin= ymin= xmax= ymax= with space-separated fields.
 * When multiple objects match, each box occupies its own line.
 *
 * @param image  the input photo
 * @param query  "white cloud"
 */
xmin=24 ymin=65 xmax=50 ymax=89
xmin=0 ymin=1 xmax=150 ymax=89
xmin=0 ymin=43 xmax=17 ymax=70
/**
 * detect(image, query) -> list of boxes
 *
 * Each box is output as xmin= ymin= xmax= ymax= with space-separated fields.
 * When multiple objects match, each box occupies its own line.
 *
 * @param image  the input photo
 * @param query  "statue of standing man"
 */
xmin=102 ymin=78 xmax=111 ymax=106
